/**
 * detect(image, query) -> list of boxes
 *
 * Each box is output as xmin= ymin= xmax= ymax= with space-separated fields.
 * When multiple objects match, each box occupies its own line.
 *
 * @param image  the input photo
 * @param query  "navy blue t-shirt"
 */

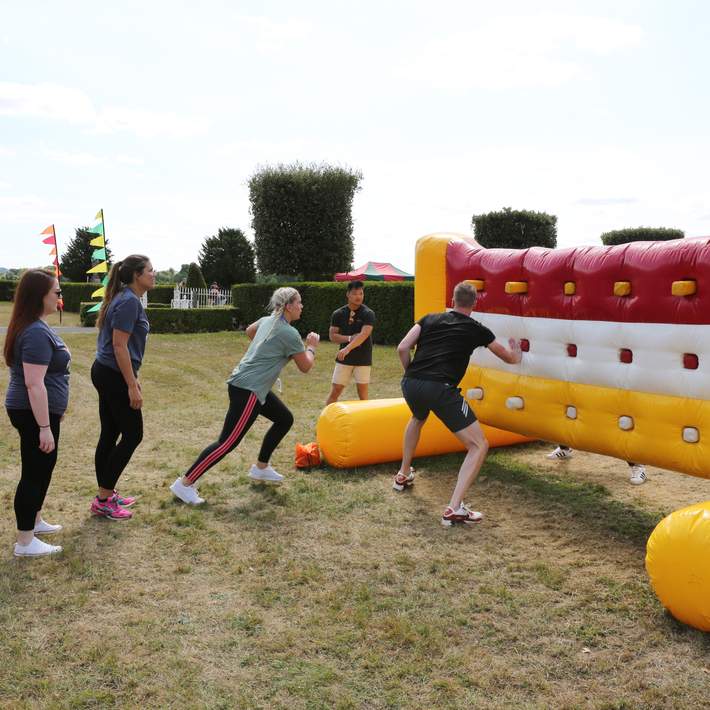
xmin=95 ymin=288 xmax=150 ymax=372
xmin=5 ymin=320 xmax=71 ymax=415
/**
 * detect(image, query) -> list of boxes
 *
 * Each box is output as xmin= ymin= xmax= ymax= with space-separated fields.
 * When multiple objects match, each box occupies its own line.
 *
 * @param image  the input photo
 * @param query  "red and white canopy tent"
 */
xmin=334 ymin=261 xmax=414 ymax=282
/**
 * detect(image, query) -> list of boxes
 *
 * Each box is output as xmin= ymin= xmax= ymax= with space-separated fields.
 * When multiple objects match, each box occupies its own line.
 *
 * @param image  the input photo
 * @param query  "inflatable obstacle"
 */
xmin=317 ymin=398 xmax=532 ymax=469
xmin=646 ymin=501 xmax=710 ymax=631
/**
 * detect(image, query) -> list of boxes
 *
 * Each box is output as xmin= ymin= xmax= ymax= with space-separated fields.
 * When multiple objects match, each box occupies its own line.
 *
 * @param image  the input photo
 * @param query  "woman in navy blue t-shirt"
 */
xmin=4 ymin=270 xmax=70 ymax=557
xmin=90 ymin=255 xmax=155 ymax=521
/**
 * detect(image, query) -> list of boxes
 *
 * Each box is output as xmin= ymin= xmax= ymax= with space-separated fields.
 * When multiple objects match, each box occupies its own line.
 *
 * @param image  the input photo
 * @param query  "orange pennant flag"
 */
xmin=49 ymin=246 xmax=57 ymax=255
xmin=41 ymin=225 xmax=54 ymax=235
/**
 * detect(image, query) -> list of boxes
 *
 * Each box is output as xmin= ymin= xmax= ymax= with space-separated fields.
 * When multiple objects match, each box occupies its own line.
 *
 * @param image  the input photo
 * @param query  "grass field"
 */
xmin=0 ymin=330 xmax=708 ymax=709
xmin=0 ymin=301 xmax=81 ymax=328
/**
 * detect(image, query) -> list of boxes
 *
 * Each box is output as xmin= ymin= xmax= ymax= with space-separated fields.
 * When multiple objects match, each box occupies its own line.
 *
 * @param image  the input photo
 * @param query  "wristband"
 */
xmin=307 ymin=347 xmax=316 ymax=354
xmin=39 ymin=424 xmax=51 ymax=429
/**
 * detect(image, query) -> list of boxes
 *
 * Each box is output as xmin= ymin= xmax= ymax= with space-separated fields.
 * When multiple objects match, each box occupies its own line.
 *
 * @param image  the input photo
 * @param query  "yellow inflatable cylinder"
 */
xmin=316 ymin=398 xmax=533 ymax=469
xmin=645 ymin=501 xmax=710 ymax=631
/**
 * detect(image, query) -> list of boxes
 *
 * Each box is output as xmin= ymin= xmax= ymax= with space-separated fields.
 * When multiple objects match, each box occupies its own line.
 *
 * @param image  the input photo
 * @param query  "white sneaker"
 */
xmin=170 ymin=478 xmax=205 ymax=505
xmin=629 ymin=465 xmax=647 ymax=485
xmin=33 ymin=519 xmax=63 ymax=535
xmin=248 ymin=464 xmax=284 ymax=484
xmin=14 ymin=536 xmax=62 ymax=557
xmin=547 ymin=446 xmax=573 ymax=460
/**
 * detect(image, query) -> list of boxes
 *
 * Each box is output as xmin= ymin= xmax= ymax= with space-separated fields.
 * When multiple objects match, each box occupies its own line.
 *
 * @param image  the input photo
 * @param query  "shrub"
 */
xmin=186 ymin=262 xmax=207 ymax=289
xmin=232 ymin=282 xmax=413 ymax=345
xmin=80 ymin=303 xmax=240 ymax=332
xmin=600 ymin=227 xmax=684 ymax=246
xmin=0 ymin=279 xmax=15 ymax=301
xmin=472 ymin=207 xmax=557 ymax=249
xmin=249 ymin=163 xmax=362 ymax=280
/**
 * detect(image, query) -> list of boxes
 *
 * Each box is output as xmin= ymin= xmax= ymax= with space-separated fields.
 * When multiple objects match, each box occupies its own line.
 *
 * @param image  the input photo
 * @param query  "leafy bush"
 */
xmin=0 ymin=279 xmax=15 ymax=301
xmin=600 ymin=227 xmax=684 ymax=246
xmin=80 ymin=303 xmax=240 ymax=332
xmin=186 ymin=262 xmax=207 ymax=289
xmin=249 ymin=163 xmax=362 ymax=281
xmin=472 ymin=207 xmax=557 ymax=249
xmin=199 ymin=228 xmax=256 ymax=286
xmin=232 ymin=282 xmax=413 ymax=345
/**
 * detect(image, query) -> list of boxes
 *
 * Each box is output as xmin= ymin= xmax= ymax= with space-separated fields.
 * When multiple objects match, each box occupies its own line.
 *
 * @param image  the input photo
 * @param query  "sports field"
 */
xmin=0 ymin=330 xmax=708 ymax=708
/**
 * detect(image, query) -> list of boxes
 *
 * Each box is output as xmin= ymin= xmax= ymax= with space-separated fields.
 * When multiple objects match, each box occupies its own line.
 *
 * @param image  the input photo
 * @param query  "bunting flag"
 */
xmin=39 ymin=224 xmax=63 ymax=321
xmin=86 ymin=209 xmax=108 ymax=312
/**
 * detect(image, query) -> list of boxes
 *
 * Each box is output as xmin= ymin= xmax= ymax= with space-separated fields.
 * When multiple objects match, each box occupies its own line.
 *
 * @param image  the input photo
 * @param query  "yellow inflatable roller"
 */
xmin=317 ymin=397 xmax=533 ymax=469
xmin=645 ymin=501 xmax=710 ymax=632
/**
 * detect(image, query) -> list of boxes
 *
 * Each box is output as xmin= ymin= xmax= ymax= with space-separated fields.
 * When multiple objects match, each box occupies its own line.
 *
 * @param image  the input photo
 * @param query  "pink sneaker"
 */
xmin=113 ymin=490 xmax=136 ymax=507
xmin=90 ymin=495 xmax=133 ymax=520
xmin=441 ymin=503 xmax=483 ymax=527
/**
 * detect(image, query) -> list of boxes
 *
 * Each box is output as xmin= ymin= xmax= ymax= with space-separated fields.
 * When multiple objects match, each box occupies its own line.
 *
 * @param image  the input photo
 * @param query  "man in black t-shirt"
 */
xmin=326 ymin=281 xmax=376 ymax=405
xmin=393 ymin=281 xmax=522 ymax=527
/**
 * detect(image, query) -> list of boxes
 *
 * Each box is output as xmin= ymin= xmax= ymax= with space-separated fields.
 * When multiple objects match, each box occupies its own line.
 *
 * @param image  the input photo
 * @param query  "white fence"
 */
xmin=170 ymin=286 xmax=232 ymax=309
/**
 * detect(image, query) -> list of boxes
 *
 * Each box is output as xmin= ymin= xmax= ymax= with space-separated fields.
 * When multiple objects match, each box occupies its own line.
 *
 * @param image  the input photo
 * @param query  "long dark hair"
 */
xmin=3 ymin=270 xmax=56 ymax=366
xmin=96 ymin=255 xmax=150 ymax=330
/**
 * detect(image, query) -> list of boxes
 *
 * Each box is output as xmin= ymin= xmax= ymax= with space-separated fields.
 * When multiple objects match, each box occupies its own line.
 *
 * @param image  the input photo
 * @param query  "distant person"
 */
xmin=171 ymin=287 xmax=320 ymax=504
xmin=393 ymin=281 xmax=521 ymax=526
xmin=326 ymin=280 xmax=375 ymax=405
xmin=546 ymin=445 xmax=647 ymax=484
xmin=4 ymin=270 xmax=69 ymax=557
xmin=209 ymin=282 xmax=220 ymax=305
xmin=90 ymin=255 xmax=156 ymax=520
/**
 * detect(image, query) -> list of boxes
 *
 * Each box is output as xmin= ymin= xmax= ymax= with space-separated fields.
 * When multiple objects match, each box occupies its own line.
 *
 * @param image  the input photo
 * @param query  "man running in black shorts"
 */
xmin=393 ymin=281 xmax=521 ymax=526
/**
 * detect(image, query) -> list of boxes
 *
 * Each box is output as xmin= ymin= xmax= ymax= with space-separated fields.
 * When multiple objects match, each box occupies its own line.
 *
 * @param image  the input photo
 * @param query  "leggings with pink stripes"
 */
xmin=184 ymin=385 xmax=293 ymax=485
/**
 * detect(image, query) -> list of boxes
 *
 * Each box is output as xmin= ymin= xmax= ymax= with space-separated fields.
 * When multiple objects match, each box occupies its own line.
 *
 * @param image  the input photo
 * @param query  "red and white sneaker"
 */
xmin=441 ymin=503 xmax=483 ymax=527
xmin=392 ymin=467 xmax=415 ymax=492
xmin=113 ymin=490 xmax=136 ymax=507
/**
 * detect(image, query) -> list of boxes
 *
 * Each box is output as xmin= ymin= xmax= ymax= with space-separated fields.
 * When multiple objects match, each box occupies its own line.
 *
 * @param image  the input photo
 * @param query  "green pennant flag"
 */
xmin=101 ymin=273 xmax=110 ymax=286
xmin=91 ymin=248 xmax=107 ymax=260
xmin=87 ymin=224 xmax=104 ymax=236
xmin=87 ymin=302 xmax=101 ymax=313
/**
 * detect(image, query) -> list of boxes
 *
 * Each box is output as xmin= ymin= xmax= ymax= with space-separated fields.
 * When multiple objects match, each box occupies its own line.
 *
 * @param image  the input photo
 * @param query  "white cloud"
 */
xmin=0 ymin=81 xmax=95 ymax=123
xmin=43 ymin=149 xmax=101 ymax=166
xmin=0 ymin=81 xmax=209 ymax=138
xmin=233 ymin=15 xmax=313 ymax=52
xmin=395 ymin=14 xmax=643 ymax=90
xmin=0 ymin=145 xmax=16 ymax=157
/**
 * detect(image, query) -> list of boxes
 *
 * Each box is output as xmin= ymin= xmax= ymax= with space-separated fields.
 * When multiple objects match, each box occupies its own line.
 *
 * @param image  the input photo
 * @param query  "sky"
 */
xmin=1 ymin=0 xmax=709 ymax=273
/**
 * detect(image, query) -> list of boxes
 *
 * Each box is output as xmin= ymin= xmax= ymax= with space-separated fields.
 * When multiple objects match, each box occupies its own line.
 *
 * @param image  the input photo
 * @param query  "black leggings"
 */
xmin=91 ymin=360 xmax=143 ymax=490
xmin=185 ymin=385 xmax=293 ymax=484
xmin=7 ymin=408 xmax=61 ymax=531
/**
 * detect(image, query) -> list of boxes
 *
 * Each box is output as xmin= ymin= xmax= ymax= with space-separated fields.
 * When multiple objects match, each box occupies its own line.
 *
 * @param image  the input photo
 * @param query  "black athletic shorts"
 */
xmin=401 ymin=377 xmax=477 ymax=433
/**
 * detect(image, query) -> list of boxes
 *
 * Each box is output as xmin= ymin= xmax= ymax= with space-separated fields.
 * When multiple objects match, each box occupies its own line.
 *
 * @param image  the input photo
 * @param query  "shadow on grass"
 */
xmin=482 ymin=453 xmax=666 ymax=548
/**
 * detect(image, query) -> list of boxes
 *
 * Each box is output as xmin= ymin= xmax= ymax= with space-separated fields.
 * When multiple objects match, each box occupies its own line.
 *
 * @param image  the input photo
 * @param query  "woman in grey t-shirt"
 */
xmin=4 ymin=270 xmax=69 ymax=557
xmin=170 ymin=287 xmax=320 ymax=505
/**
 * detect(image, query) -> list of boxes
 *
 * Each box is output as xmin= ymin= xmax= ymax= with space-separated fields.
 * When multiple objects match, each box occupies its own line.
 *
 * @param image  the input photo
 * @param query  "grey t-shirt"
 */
xmin=5 ymin=320 xmax=71 ymax=415
xmin=95 ymin=288 xmax=150 ymax=372
xmin=227 ymin=315 xmax=305 ymax=403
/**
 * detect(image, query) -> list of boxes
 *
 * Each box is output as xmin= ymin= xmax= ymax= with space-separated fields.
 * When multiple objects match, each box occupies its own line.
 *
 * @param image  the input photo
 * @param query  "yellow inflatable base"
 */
xmin=316 ymin=398 xmax=533 ymax=469
xmin=645 ymin=501 xmax=710 ymax=632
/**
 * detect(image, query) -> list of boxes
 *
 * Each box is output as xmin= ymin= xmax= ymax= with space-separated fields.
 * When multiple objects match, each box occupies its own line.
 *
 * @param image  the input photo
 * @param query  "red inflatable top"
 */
xmin=445 ymin=238 xmax=710 ymax=324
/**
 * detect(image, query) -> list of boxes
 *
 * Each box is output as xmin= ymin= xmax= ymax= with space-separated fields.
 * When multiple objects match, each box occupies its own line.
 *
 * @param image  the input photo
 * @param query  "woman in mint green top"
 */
xmin=170 ymin=288 xmax=321 ymax=504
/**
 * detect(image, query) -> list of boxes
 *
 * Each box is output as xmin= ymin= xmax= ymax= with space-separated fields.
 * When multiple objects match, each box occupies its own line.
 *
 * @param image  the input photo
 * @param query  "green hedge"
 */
xmin=0 ymin=279 xmax=15 ymax=301
xmin=600 ymin=227 xmax=684 ymax=246
xmin=61 ymin=283 xmax=176 ymax=312
xmin=80 ymin=303 xmax=240 ymax=333
xmin=472 ymin=207 xmax=557 ymax=249
xmin=231 ymin=281 xmax=414 ymax=345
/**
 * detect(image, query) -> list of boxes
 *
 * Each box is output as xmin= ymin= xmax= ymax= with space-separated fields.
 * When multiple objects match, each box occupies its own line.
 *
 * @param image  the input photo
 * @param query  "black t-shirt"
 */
xmin=330 ymin=304 xmax=376 ymax=366
xmin=405 ymin=311 xmax=495 ymax=385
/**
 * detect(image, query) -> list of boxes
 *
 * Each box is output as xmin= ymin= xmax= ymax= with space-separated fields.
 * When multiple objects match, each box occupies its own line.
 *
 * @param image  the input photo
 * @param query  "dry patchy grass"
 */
xmin=0 ymin=332 xmax=708 ymax=709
